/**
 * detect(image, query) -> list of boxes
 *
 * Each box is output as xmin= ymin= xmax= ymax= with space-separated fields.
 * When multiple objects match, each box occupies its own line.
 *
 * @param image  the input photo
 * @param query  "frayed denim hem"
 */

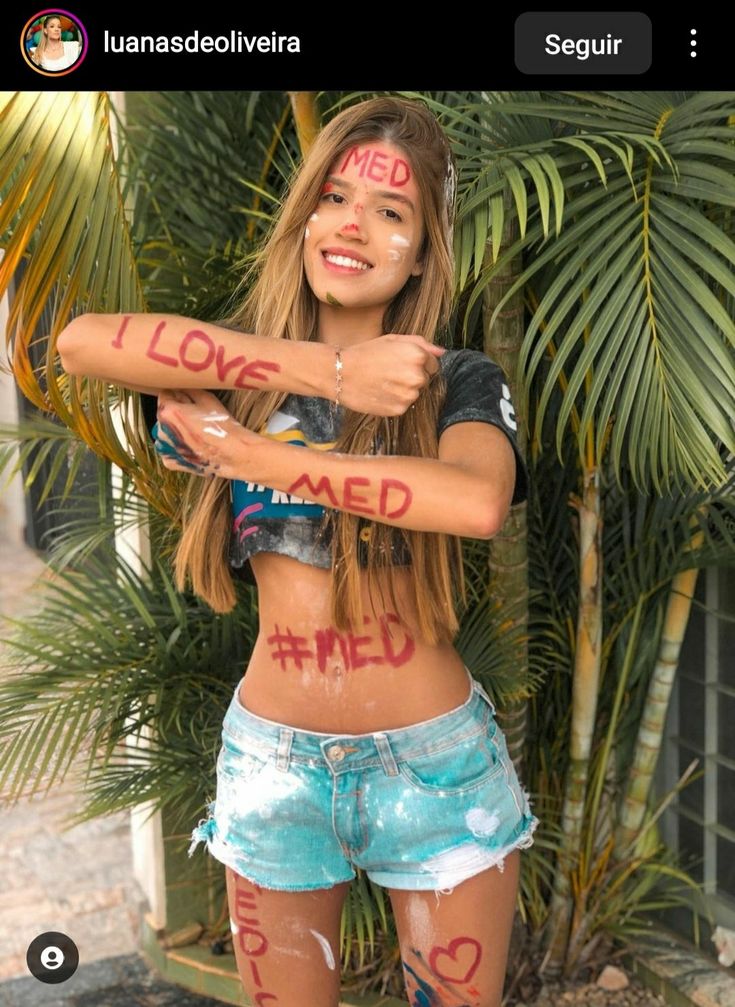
xmin=365 ymin=812 xmax=540 ymax=892
xmin=187 ymin=803 xmax=356 ymax=892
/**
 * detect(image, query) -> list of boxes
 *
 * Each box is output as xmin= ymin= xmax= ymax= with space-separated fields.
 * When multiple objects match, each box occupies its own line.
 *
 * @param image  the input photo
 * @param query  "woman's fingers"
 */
xmin=152 ymin=390 xmax=242 ymax=479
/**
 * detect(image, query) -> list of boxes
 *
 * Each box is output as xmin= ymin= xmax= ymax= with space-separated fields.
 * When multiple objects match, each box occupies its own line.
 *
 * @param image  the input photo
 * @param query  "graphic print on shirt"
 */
xmin=231 ymin=410 xmax=335 ymax=543
xmin=499 ymin=383 xmax=517 ymax=432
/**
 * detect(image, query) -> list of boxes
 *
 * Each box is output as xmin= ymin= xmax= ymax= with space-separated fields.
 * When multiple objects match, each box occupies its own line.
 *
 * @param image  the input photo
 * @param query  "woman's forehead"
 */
xmin=328 ymin=141 xmax=416 ymax=190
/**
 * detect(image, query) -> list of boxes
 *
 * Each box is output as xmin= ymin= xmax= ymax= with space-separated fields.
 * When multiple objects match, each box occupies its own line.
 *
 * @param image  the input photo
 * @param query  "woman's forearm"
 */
xmin=245 ymin=439 xmax=497 ymax=540
xmin=57 ymin=313 xmax=334 ymax=398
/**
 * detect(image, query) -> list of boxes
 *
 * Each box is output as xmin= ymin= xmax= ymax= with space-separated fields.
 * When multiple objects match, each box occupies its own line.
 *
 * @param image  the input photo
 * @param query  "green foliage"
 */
xmin=4 ymin=89 xmax=735 ymax=989
xmin=0 ymin=546 xmax=258 ymax=836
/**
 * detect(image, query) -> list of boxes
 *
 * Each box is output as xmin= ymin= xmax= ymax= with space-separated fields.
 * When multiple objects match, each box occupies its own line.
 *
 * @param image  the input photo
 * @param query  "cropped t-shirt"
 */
xmin=229 ymin=348 xmax=528 ymax=579
xmin=142 ymin=348 xmax=529 ymax=580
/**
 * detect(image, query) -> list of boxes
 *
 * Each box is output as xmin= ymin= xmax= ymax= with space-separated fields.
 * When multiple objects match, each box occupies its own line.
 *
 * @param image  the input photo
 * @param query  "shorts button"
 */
xmin=327 ymin=745 xmax=345 ymax=762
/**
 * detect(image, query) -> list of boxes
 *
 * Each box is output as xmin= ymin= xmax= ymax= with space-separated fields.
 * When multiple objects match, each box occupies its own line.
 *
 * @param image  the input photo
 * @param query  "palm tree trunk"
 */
xmin=542 ymin=465 xmax=603 ymax=975
xmin=615 ymin=519 xmax=706 ymax=855
xmin=482 ymin=187 xmax=529 ymax=773
xmin=288 ymin=92 xmax=320 ymax=157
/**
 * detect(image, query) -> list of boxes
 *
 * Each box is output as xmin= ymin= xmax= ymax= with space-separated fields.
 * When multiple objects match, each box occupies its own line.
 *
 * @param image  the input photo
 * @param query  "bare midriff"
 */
xmin=239 ymin=552 xmax=471 ymax=734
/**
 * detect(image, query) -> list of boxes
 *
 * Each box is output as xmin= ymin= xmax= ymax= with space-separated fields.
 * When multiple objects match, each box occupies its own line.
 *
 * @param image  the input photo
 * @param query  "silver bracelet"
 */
xmin=333 ymin=346 xmax=343 ymax=411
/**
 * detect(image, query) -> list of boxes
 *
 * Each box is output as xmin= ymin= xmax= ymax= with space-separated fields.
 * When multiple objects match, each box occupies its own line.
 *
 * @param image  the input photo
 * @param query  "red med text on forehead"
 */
xmin=338 ymin=145 xmax=412 ymax=188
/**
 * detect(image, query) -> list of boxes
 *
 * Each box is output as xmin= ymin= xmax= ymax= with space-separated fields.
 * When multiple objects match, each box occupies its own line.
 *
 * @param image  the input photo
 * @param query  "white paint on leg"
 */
xmin=405 ymin=893 xmax=432 ymax=946
xmin=309 ymin=928 xmax=336 ymax=970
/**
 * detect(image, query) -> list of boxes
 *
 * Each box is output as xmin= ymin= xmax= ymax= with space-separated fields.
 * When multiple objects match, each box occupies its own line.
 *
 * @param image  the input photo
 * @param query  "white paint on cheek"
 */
xmin=203 ymin=424 xmax=227 ymax=438
xmin=305 ymin=226 xmax=310 ymax=239
xmin=387 ymin=250 xmax=403 ymax=262
xmin=310 ymin=213 xmax=319 ymax=221
xmin=309 ymin=929 xmax=336 ymax=970
xmin=230 ymin=918 xmax=239 ymax=934
xmin=466 ymin=807 xmax=500 ymax=837
xmin=390 ymin=233 xmax=411 ymax=247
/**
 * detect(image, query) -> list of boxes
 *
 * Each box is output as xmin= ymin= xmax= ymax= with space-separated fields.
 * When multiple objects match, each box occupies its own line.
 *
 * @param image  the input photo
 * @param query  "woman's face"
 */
xmin=302 ymin=139 xmax=425 ymax=314
xmin=44 ymin=18 xmax=62 ymax=39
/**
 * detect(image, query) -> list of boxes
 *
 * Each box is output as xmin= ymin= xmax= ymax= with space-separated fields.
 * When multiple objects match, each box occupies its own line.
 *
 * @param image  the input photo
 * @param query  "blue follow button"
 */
xmin=515 ymin=12 xmax=652 ymax=74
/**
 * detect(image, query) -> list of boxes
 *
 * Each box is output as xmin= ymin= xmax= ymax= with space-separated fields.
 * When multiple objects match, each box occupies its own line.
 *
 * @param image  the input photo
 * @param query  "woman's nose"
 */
xmin=338 ymin=202 xmax=365 ymax=236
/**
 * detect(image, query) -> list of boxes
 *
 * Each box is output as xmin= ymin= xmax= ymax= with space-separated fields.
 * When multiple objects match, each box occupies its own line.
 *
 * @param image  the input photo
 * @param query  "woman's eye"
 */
xmin=321 ymin=192 xmax=345 ymax=205
xmin=382 ymin=208 xmax=403 ymax=222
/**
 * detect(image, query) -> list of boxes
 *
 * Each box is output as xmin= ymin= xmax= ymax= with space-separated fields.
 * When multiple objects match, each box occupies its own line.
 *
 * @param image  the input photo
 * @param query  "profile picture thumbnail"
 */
xmin=22 ymin=10 xmax=87 ymax=75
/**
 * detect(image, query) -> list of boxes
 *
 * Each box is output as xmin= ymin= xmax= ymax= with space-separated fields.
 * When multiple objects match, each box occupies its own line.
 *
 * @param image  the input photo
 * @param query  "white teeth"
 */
xmin=324 ymin=253 xmax=370 ymax=270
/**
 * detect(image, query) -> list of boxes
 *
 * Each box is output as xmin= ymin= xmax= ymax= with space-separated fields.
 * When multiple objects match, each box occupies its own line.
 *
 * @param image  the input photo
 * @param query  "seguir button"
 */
xmin=515 ymin=12 xmax=652 ymax=74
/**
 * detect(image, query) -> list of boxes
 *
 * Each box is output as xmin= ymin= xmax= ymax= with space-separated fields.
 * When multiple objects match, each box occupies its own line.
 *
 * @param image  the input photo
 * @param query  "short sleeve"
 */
xmin=437 ymin=349 xmax=529 ymax=506
xmin=140 ymin=393 xmax=158 ymax=441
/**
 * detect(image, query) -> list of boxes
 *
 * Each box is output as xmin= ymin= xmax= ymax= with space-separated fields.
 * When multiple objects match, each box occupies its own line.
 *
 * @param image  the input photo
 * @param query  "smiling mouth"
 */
xmin=321 ymin=252 xmax=373 ymax=273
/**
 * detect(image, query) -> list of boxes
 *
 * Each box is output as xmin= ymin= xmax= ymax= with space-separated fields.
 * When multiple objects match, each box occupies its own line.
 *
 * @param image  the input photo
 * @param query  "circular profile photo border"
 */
xmin=21 ymin=9 xmax=88 ymax=76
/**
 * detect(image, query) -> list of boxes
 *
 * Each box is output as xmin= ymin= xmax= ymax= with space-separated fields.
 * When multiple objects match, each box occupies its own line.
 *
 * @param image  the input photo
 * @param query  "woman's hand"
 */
xmin=340 ymin=335 xmax=445 ymax=416
xmin=152 ymin=389 xmax=260 ymax=481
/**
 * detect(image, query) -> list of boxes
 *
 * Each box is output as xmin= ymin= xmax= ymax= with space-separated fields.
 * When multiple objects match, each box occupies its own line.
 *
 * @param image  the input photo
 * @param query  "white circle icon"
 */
xmin=40 ymin=946 xmax=65 ymax=969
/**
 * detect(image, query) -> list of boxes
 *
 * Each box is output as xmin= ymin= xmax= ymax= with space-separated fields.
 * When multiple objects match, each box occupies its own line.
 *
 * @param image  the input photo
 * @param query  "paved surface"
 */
xmin=0 ymin=536 xmax=227 ymax=1004
xmin=0 ymin=952 xmax=225 ymax=1006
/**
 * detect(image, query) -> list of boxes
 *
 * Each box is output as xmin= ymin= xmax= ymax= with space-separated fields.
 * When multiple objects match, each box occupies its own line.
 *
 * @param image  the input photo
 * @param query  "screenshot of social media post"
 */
xmin=0 ymin=11 xmax=734 ymax=1007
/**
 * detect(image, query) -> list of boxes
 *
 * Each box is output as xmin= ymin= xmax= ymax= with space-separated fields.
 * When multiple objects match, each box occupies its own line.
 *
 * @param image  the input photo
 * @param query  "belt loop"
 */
xmin=374 ymin=733 xmax=399 ymax=777
xmin=471 ymin=675 xmax=497 ymax=717
xmin=276 ymin=727 xmax=293 ymax=772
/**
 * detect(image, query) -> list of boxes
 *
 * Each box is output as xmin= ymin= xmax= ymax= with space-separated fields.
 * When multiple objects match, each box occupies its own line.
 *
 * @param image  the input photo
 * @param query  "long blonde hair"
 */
xmin=30 ymin=15 xmax=62 ymax=67
xmin=173 ymin=96 xmax=465 ymax=645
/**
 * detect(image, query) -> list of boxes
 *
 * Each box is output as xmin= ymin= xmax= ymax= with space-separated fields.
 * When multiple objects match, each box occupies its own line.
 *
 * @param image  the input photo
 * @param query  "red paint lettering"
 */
xmin=367 ymin=149 xmax=389 ymax=182
xmin=234 ymin=359 xmax=281 ymax=389
xmin=378 ymin=478 xmax=412 ymax=518
xmin=215 ymin=345 xmax=247 ymax=382
xmin=389 ymin=158 xmax=411 ymax=187
xmin=340 ymin=145 xmax=370 ymax=176
xmin=347 ymin=630 xmax=383 ymax=670
xmin=428 ymin=936 xmax=482 ymax=984
xmin=379 ymin=613 xmax=415 ymax=667
xmin=287 ymin=473 xmax=339 ymax=508
xmin=233 ymin=880 xmax=279 ymax=1002
xmin=179 ymin=330 xmax=216 ymax=372
xmin=268 ymin=625 xmax=314 ymax=671
xmin=239 ymin=927 xmax=268 ymax=956
xmin=343 ymin=477 xmax=375 ymax=515
xmin=314 ymin=627 xmax=349 ymax=672
xmin=111 ymin=315 xmax=131 ymax=349
xmin=146 ymin=321 xmax=179 ymax=367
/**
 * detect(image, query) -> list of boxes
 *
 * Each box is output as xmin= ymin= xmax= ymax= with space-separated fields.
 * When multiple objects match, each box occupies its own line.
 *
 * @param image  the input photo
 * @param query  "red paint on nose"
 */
xmin=342 ymin=223 xmax=359 ymax=233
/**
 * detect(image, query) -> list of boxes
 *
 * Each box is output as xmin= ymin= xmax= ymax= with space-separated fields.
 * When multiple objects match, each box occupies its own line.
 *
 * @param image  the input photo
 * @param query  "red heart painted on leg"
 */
xmin=428 ymin=936 xmax=482 ymax=984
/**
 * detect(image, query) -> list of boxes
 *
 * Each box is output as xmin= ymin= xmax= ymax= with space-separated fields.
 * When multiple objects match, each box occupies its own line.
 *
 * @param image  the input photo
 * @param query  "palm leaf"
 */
xmin=425 ymin=91 xmax=735 ymax=491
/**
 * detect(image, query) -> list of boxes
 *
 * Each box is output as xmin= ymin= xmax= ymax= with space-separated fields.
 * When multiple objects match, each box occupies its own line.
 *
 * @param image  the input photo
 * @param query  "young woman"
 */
xmin=59 ymin=96 xmax=538 ymax=1007
xmin=29 ymin=15 xmax=81 ymax=71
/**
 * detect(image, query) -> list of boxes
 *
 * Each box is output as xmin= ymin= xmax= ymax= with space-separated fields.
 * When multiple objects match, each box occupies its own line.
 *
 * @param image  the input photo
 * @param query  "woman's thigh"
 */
xmin=388 ymin=850 xmax=521 ymax=1007
xmin=226 ymin=868 xmax=351 ymax=1007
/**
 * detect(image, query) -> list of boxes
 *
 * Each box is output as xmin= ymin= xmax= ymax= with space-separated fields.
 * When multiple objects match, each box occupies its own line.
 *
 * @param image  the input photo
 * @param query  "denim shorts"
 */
xmin=188 ymin=668 xmax=540 ymax=891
